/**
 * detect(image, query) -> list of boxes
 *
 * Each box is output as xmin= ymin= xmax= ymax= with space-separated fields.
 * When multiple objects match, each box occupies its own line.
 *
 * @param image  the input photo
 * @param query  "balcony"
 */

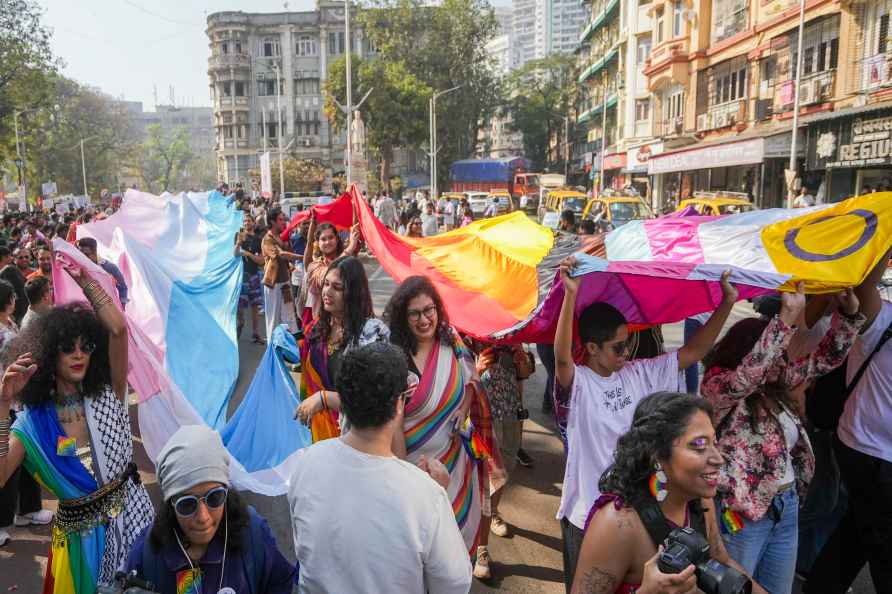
xmin=775 ymin=70 xmax=836 ymax=111
xmin=653 ymin=116 xmax=685 ymax=137
xmin=577 ymin=93 xmax=619 ymax=124
xmin=214 ymin=96 xmax=250 ymax=110
xmin=208 ymin=54 xmax=250 ymax=71
xmin=221 ymin=139 xmax=250 ymax=149
xmin=579 ymin=0 xmax=620 ymax=44
xmin=696 ymin=99 xmax=746 ymax=132
xmin=578 ymin=43 xmax=620 ymax=84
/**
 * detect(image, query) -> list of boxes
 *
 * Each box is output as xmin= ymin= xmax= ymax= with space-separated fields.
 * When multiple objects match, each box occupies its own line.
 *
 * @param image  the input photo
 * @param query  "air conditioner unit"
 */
xmin=799 ymin=81 xmax=815 ymax=104
xmin=815 ymin=76 xmax=832 ymax=100
xmin=696 ymin=113 xmax=709 ymax=131
xmin=671 ymin=117 xmax=683 ymax=134
xmin=302 ymin=138 xmax=312 ymax=147
xmin=714 ymin=112 xmax=728 ymax=128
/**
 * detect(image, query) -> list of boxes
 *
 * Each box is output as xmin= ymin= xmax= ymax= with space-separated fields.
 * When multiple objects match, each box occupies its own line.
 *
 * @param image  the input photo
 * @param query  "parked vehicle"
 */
xmin=677 ymin=191 xmax=755 ymax=216
xmin=449 ymin=157 xmax=538 ymax=199
xmin=487 ymin=190 xmax=515 ymax=214
xmin=582 ymin=194 xmax=654 ymax=229
xmin=465 ymin=191 xmax=490 ymax=217
xmin=540 ymin=189 xmax=589 ymax=223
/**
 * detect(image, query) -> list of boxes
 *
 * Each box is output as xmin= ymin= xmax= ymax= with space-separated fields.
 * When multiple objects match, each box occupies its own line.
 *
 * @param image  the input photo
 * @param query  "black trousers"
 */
xmin=0 ymin=411 xmax=42 ymax=526
xmin=561 ymin=517 xmax=585 ymax=593
xmin=806 ymin=436 xmax=892 ymax=594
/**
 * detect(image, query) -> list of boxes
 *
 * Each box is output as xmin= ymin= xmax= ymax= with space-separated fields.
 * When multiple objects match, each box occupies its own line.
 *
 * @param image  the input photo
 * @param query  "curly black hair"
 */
xmin=314 ymin=222 xmax=345 ymax=256
xmin=7 ymin=303 xmax=111 ymax=406
xmin=0 ymin=279 xmax=15 ymax=313
xmin=384 ymin=275 xmax=451 ymax=356
xmin=312 ymin=255 xmax=373 ymax=347
xmin=149 ymin=489 xmax=250 ymax=555
xmin=599 ymin=392 xmax=713 ymax=509
xmin=336 ymin=342 xmax=408 ymax=429
xmin=703 ymin=316 xmax=795 ymax=430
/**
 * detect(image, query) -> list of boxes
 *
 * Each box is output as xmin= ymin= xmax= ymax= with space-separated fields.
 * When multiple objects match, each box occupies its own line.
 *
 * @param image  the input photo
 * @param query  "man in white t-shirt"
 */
xmin=808 ymin=249 xmax=892 ymax=594
xmin=553 ymin=257 xmax=738 ymax=592
xmin=287 ymin=342 xmax=471 ymax=594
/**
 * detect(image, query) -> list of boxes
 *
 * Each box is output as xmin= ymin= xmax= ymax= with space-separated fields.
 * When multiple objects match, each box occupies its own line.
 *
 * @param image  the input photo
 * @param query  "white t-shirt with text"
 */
xmin=838 ymin=301 xmax=892 ymax=463
xmin=557 ymin=353 xmax=680 ymax=529
xmin=287 ymin=438 xmax=472 ymax=594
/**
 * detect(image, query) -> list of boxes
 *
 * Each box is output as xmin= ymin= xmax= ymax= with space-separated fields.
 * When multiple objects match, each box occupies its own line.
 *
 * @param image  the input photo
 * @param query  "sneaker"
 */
xmin=14 ymin=510 xmax=54 ymax=526
xmin=0 ymin=528 xmax=9 ymax=546
xmin=490 ymin=513 xmax=509 ymax=537
xmin=516 ymin=448 xmax=533 ymax=468
xmin=472 ymin=546 xmax=492 ymax=580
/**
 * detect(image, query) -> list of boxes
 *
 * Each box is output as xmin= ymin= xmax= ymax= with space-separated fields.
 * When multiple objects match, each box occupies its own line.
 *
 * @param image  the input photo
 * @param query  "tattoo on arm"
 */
xmin=577 ymin=567 xmax=617 ymax=594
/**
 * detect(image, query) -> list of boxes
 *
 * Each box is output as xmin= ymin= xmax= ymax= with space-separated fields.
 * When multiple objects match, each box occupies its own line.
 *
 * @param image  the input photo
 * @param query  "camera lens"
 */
xmin=696 ymin=559 xmax=753 ymax=594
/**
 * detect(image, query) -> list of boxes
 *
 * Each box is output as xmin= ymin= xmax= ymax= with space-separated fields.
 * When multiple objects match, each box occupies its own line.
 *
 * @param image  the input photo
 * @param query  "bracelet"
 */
xmin=840 ymin=310 xmax=862 ymax=321
xmin=320 ymin=391 xmax=328 ymax=410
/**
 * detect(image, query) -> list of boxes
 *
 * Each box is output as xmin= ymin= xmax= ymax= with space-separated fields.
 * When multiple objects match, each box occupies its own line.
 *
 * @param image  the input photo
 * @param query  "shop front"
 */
xmin=625 ymin=142 xmax=664 ymax=206
xmin=602 ymin=153 xmax=627 ymax=191
xmin=647 ymin=137 xmax=764 ymax=210
xmin=806 ymin=103 xmax=892 ymax=202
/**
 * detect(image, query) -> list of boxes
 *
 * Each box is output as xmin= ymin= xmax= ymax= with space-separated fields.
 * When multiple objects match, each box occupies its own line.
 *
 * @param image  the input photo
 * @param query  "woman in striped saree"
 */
xmin=385 ymin=275 xmax=501 ymax=580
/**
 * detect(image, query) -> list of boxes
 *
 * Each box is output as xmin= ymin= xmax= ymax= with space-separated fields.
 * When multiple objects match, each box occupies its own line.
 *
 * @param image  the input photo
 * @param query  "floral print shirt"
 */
xmin=479 ymin=346 xmax=522 ymax=421
xmin=701 ymin=311 xmax=865 ymax=521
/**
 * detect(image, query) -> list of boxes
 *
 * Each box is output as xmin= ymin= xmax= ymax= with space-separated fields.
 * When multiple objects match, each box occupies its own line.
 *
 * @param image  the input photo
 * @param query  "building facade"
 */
xmin=514 ymin=0 xmax=590 ymax=66
xmin=206 ymin=4 xmax=373 ymax=186
xmin=569 ymin=0 xmax=892 ymax=210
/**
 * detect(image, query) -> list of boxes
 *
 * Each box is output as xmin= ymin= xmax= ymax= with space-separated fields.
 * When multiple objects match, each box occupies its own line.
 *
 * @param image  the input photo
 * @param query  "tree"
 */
xmin=17 ymin=77 xmax=140 ymax=197
xmin=358 ymin=0 xmax=500 ymax=189
xmin=248 ymin=158 xmax=325 ymax=194
xmin=134 ymin=125 xmax=193 ymax=194
xmin=503 ymin=54 xmax=576 ymax=170
xmin=324 ymin=55 xmax=431 ymax=192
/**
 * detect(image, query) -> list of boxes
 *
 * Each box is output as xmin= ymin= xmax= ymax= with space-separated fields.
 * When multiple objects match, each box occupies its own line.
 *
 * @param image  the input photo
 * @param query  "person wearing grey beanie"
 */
xmin=124 ymin=426 xmax=296 ymax=593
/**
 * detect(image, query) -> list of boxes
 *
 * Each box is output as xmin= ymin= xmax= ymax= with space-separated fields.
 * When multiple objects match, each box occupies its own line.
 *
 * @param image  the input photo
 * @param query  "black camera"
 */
xmin=658 ymin=527 xmax=752 ymax=594
xmin=96 ymin=571 xmax=159 ymax=594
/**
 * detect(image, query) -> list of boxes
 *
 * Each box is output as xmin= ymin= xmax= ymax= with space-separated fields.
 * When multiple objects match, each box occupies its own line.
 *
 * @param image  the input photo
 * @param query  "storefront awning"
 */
xmin=802 ymin=100 xmax=892 ymax=125
xmin=647 ymin=138 xmax=764 ymax=175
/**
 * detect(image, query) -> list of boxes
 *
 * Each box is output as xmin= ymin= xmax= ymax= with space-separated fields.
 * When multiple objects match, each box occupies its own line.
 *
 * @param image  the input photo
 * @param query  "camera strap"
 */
xmin=631 ymin=497 xmax=706 ymax=549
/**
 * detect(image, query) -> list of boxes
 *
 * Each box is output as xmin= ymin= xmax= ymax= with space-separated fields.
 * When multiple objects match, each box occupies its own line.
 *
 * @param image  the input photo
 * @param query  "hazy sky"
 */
xmin=38 ymin=0 xmax=509 ymax=113
xmin=37 ymin=0 xmax=326 ymax=110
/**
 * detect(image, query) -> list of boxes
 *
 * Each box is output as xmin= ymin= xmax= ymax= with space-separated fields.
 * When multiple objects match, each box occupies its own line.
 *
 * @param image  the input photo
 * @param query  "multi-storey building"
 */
xmin=514 ymin=0 xmax=590 ymax=66
xmin=477 ymin=34 xmax=525 ymax=158
xmin=206 ymin=4 xmax=374 ymax=186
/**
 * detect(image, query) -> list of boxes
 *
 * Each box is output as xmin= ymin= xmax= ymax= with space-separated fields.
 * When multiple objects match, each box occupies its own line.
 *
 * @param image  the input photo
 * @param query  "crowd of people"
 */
xmin=0 ymin=187 xmax=890 ymax=594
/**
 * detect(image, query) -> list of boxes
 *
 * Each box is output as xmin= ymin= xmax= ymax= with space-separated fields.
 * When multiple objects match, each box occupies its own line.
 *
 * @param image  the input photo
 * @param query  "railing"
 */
xmin=208 ymin=54 xmax=250 ymax=69
xmin=775 ymin=70 xmax=836 ymax=109
xmin=696 ymin=99 xmax=746 ymax=131
xmin=653 ymin=116 xmax=685 ymax=136
xmin=214 ymin=96 xmax=250 ymax=109
xmin=646 ymin=40 xmax=688 ymax=70
xmin=222 ymin=139 xmax=250 ymax=149
xmin=577 ymin=93 xmax=618 ymax=124
xmin=579 ymin=0 xmax=620 ymax=43
xmin=578 ymin=43 xmax=620 ymax=83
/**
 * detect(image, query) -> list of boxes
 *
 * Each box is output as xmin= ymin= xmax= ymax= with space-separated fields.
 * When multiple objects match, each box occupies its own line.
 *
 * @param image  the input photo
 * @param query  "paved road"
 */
xmin=0 ymin=257 xmax=877 ymax=593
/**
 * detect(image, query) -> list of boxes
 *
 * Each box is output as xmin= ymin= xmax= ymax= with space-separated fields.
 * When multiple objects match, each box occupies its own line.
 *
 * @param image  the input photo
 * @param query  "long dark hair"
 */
xmin=600 ymin=392 xmax=714 ymax=509
xmin=149 ymin=489 xmax=250 ymax=555
xmin=384 ymin=275 xmax=451 ymax=355
xmin=314 ymin=255 xmax=373 ymax=346
xmin=314 ymin=222 xmax=345 ymax=257
xmin=8 ymin=303 xmax=111 ymax=406
xmin=703 ymin=316 xmax=795 ymax=427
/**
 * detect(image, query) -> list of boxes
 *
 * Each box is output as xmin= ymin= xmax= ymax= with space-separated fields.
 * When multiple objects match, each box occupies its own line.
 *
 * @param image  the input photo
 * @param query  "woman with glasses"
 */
xmin=383 ymin=275 xmax=500 ymax=579
xmin=294 ymin=256 xmax=390 ymax=442
xmin=125 ymin=425 xmax=295 ymax=593
xmin=406 ymin=217 xmax=424 ymax=238
xmin=0 ymin=256 xmax=154 ymax=593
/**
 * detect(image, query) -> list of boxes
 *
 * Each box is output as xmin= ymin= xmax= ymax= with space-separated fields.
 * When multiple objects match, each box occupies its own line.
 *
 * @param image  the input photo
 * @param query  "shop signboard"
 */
xmin=807 ymin=108 xmax=892 ymax=170
xmin=648 ymin=138 xmax=764 ymax=175
xmin=602 ymin=153 xmax=627 ymax=170
xmin=627 ymin=142 xmax=664 ymax=171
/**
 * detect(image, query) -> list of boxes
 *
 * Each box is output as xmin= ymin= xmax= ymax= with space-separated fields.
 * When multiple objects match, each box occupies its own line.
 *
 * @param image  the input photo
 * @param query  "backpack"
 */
xmin=806 ymin=319 xmax=892 ymax=431
xmin=140 ymin=506 xmax=268 ymax=593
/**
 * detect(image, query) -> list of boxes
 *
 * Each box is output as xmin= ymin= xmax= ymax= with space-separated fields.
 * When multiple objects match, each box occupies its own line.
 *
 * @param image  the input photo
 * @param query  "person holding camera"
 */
xmin=571 ymin=392 xmax=764 ymax=594
xmin=125 ymin=425 xmax=296 ymax=594
xmin=700 ymin=283 xmax=864 ymax=594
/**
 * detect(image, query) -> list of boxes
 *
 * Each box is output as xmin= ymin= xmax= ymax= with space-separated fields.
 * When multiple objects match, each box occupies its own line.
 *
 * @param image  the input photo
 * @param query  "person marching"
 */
xmin=261 ymin=207 xmax=302 ymax=343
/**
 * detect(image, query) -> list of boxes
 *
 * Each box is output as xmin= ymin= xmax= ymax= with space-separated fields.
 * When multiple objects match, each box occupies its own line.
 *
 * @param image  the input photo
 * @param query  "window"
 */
xmin=261 ymin=38 xmax=280 ymax=57
xmin=235 ymin=42 xmax=242 ymax=54
xmin=221 ymin=41 xmax=229 ymax=54
xmin=696 ymin=56 xmax=748 ymax=112
xmin=637 ymin=36 xmax=651 ymax=65
xmin=672 ymin=1 xmax=683 ymax=37
xmin=664 ymin=86 xmax=684 ymax=119
xmin=656 ymin=9 xmax=665 ymax=43
xmin=257 ymin=80 xmax=277 ymax=96
xmin=879 ymin=13 xmax=890 ymax=54
xmin=328 ymin=32 xmax=345 ymax=54
xmin=222 ymin=81 xmax=232 ymax=97
xmin=786 ymin=15 xmax=840 ymax=77
xmin=295 ymin=77 xmax=320 ymax=95
xmin=297 ymin=35 xmax=317 ymax=56
xmin=266 ymin=122 xmax=278 ymax=139
xmin=635 ymin=98 xmax=651 ymax=121
xmin=234 ymin=81 xmax=245 ymax=97
xmin=711 ymin=0 xmax=748 ymax=44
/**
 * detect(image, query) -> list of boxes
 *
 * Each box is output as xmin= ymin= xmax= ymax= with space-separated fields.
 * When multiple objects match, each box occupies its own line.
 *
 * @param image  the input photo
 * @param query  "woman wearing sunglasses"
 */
xmin=0 ymin=256 xmax=154 ymax=593
xmin=126 ymin=425 xmax=295 ymax=593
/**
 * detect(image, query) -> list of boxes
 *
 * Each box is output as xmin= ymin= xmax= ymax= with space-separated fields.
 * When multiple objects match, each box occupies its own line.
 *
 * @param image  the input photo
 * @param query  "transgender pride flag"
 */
xmin=53 ymin=189 xmax=311 ymax=496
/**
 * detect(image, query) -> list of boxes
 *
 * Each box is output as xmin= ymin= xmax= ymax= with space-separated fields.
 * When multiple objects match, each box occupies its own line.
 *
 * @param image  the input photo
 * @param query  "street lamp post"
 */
xmin=428 ymin=85 xmax=462 ymax=200
xmin=273 ymin=62 xmax=285 ymax=198
xmin=345 ymin=0 xmax=354 ymax=186
xmin=68 ymin=135 xmax=100 ymax=199
xmin=786 ymin=0 xmax=807 ymax=208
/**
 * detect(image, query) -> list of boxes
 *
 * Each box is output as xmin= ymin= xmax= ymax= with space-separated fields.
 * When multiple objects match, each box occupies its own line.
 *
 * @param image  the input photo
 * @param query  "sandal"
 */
xmin=252 ymin=334 xmax=267 ymax=345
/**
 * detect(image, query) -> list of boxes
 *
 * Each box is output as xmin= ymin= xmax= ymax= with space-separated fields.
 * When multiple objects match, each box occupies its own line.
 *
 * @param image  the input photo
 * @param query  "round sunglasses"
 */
xmin=173 ymin=486 xmax=228 ymax=517
xmin=59 ymin=339 xmax=97 ymax=355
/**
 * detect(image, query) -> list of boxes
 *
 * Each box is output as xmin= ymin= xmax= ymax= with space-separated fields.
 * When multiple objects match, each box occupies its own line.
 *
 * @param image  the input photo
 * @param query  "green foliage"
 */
xmin=503 ymin=54 xmax=576 ymax=170
xmin=134 ymin=125 xmax=194 ymax=193
xmin=324 ymin=54 xmax=431 ymax=190
xmin=248 ymin=158 xmax=325 ymax=193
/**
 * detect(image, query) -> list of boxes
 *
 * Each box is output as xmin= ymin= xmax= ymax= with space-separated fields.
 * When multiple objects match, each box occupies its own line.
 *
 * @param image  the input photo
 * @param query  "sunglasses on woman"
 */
xmin=173 ymin=486 xmax=229 ymax=517
xmin=59 ymin=339 xmax=97 ymax=355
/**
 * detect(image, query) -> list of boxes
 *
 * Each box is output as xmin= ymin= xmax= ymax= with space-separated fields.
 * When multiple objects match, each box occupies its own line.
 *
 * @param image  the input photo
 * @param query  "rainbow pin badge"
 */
xmin=56 ymin=436 xmax=77 ymax=457
xmin=176 ymin=568 xmax=202 ymax=594
xmin=721 ymin=509 xmax=745 ymax=535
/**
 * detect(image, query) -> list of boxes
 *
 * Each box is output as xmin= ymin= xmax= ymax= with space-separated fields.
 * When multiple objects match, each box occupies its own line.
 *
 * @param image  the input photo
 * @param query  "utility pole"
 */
xmin=80 ymin=139 xmax=88 ymax=198
xmin=273 ymin=61 xmax=285 ymax=197
xmin=786 ymin=0 xmax=807 ymax=208
xmin=598 ymin=74 xmax=610 ymax=197
xmin=428 ymin=85 xmax=462 ymax=201
xmin=345 ymin=0 xmax=353 ymax=186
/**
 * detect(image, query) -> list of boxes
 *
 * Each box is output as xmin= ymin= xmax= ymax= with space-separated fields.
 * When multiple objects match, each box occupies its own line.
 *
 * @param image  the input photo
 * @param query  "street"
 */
xmin=0 ymin=256 xmax=878 ymax=594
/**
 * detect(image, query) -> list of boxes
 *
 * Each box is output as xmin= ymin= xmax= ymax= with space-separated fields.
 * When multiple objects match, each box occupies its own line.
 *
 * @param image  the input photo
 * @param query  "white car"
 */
xmin=465 ymin=192 xmax=489 ymax=216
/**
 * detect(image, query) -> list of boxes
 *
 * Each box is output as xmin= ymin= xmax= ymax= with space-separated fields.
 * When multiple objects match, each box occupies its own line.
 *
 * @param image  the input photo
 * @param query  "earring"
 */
xmin=649 ymin=462 xmax=669 ymax=502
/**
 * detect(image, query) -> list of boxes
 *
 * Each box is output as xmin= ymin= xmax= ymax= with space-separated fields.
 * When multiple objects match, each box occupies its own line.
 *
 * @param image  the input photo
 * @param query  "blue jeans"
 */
xmin=683 ymin=318 xmax=702 ymax=393
xmin=719 ymin=489 xmax=799 ymax=594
